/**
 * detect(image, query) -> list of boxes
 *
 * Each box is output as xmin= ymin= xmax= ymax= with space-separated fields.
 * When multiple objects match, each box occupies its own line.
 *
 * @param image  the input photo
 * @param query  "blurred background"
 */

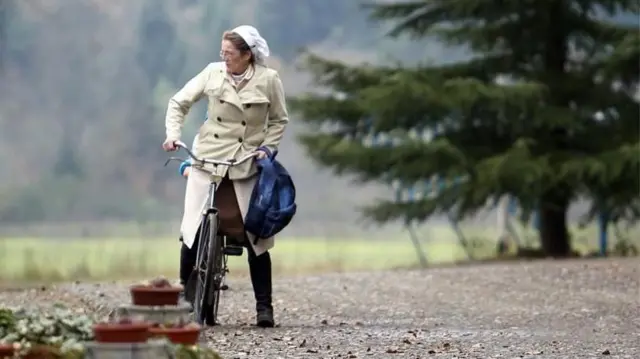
xmin=0 ymin=0 xmax=637 ymax=283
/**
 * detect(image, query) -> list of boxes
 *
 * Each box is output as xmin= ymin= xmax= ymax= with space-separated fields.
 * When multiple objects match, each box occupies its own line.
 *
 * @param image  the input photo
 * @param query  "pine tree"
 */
xmin=291 ymin=0 xmax=640 ymax=257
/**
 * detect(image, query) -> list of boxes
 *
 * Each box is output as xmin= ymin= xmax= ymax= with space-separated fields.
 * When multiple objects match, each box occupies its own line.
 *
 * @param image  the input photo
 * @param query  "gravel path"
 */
xmin=1 ymin=258 xmax=639 ymax=358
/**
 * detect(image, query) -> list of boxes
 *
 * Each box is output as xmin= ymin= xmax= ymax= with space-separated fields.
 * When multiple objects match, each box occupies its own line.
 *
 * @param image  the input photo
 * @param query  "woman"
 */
xmin=163 ymin=25 xmax=289 ymax=328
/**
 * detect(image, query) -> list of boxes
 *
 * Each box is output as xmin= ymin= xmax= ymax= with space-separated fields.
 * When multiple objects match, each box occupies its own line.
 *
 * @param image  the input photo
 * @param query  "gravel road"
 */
xmin=1 ymin=258 xmax=638 ymax=358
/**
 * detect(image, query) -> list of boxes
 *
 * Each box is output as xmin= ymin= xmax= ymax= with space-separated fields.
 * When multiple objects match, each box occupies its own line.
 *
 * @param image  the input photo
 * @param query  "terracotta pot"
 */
xmin=149 ymin=324 xmax=201 ymax=345
xmin=93 ymin=322 xmax=150 ymax=343
xmin=0 ymin=344 xmax=15 ymax=358
xmin=129 ymin=285 xmax=182 ymax=306
xmin=23 ymin=345 xmax=60 ymax=359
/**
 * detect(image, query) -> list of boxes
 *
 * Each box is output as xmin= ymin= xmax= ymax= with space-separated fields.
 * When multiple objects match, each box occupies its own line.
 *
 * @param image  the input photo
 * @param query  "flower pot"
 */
xmin=130 ymin=285 xmax=183 ymax=306
xmin=149 ymin=324 xmax=201 ymax=345
xmin=23 ymin=345 xmax=60 ymax=359
xmin=93 ymin=322 xmax=150 ymax=343
xmin=0 ymin=344 xmax=15 ymax=358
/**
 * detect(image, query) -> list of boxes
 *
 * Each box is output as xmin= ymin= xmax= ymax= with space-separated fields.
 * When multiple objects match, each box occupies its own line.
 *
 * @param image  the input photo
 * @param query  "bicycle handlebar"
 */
xmin=171 ymin=140 xmax=258 ymax=167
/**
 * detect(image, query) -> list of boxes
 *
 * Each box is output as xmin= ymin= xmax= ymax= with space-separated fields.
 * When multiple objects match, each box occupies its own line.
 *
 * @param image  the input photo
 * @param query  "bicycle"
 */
xmin=165 ymin=140 xmax=257 ymax=326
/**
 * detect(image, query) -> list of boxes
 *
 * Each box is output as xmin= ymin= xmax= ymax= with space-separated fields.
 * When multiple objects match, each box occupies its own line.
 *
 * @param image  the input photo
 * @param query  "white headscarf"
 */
xmin=231 ymin=25 xmax=270 ymax=65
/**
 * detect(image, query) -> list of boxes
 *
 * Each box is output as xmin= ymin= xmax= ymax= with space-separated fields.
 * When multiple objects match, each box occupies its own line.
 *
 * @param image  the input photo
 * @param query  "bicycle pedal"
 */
xmin=223 ymin=245 xmax=243 ymax=256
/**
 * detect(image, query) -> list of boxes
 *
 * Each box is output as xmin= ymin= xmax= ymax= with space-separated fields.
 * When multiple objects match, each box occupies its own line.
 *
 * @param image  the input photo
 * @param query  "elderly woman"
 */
xmin=163 ymin=25 xmax=289 ymax=328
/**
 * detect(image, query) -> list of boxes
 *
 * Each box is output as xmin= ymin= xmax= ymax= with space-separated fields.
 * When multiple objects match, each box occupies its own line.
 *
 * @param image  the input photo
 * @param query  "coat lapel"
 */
xmin=217 ymin=65 xmax=270 ymax=111
xmin=218 ymin=81 xmax=244 ymax=112
xmin=238 ymin=65 xmax=270 ymax=105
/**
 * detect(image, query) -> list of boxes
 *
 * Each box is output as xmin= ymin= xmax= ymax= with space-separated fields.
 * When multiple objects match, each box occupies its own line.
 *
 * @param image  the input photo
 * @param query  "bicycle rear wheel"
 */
xmin=193 ymin=212 xmax=224 ymax=326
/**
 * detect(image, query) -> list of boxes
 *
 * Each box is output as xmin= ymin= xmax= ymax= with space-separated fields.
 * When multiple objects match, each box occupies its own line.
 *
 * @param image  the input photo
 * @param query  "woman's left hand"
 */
xmin=255 ymin=150 xmax=269 ymax=159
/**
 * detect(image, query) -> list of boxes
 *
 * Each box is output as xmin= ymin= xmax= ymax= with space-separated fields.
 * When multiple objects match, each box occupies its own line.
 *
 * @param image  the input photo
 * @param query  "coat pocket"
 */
xmin=242 ymin=102 xmax=269 ymax=127
xmin=241 ymin=93 xmax=270 ymax=127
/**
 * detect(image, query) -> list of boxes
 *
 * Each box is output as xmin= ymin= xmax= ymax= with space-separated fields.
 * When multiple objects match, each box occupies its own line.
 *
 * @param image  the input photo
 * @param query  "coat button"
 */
xmin=219 ymin=99 xmax=225 ymax=104
xmin=217 ymin=116 xmax=222 ymax=122
xmin=244 ymin=104 xmax=251 ymax=109
xmin=214 ymin=134 xmax=219 ymax=138
xmin=238 ymin=138 xmax=243 ymax=143
xmin=241 ymin=120 xmax=246 ymax=126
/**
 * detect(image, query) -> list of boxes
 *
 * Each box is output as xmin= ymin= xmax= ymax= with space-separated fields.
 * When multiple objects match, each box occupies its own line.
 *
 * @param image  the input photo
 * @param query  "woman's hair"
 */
xmin=222 ymin=31 xmax=254 ymax=63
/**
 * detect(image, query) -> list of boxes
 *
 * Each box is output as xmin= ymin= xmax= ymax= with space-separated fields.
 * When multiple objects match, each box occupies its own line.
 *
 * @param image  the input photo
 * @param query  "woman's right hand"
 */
xmin=162 ymin=139 xmax=177 ymax=152
xmin=182 ymin=167 xmax=191 ymax=177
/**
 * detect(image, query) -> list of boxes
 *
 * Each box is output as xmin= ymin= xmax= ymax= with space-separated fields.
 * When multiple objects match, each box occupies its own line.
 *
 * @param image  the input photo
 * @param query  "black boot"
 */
xmin=248 ymin=249 xmax=274 ymax=328
xmin=179 ymin=238 xmax=197 ymax=312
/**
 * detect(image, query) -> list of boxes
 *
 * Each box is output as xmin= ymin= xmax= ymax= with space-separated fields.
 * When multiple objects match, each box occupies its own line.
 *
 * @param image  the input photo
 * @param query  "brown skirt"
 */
xmin=215 ymin=175 xmax=246 ymax=241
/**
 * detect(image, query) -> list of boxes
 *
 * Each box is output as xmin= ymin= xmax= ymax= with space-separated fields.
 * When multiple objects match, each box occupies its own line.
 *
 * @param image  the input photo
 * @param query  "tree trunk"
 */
xmin=538 ymin=196 xmax=571 ymax=258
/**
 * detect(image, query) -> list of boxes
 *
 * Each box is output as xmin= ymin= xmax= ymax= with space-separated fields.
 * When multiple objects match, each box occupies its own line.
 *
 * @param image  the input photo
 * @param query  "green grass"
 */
xmin=0 ymin=223 xmax=636 ymax=283
xmin=0 ymin=234 xmax=490 ymax=283
xmin=0 ymin=237 xmax=477 ymax=283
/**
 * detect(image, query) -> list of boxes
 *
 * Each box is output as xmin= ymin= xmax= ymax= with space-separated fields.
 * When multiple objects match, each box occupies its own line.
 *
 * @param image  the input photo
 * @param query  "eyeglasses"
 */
xmin=219 ymin=50 xmax=239 ymax=59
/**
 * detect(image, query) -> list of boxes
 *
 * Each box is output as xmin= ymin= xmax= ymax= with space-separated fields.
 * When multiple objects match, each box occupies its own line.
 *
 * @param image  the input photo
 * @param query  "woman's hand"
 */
xmin=182 ymin=167 xmax=191 ymax=177
xmin=162 ymin=139 xmax=177 ymax=151
xmin=255 ymin=150 xmax=269 ymax=159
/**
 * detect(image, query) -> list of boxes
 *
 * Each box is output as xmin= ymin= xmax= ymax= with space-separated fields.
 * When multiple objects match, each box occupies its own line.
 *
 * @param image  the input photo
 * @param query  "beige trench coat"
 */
xmin=165 ymin=62 xmax=289 ymax=256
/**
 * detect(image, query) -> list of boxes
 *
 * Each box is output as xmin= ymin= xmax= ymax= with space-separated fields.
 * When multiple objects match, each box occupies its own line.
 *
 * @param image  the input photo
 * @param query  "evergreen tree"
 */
xmin=292 ymin=0 xmax=640 ymax=257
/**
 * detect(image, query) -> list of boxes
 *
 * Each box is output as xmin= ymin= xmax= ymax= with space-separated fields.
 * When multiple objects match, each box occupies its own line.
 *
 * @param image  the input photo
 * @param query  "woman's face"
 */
xmin=221 ymin=39 xmax=251 ymax=74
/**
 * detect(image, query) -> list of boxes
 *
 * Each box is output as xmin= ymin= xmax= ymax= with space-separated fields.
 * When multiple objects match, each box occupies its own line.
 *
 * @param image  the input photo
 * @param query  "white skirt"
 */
xmin=180 ymin=167 xmax=274 ymax=256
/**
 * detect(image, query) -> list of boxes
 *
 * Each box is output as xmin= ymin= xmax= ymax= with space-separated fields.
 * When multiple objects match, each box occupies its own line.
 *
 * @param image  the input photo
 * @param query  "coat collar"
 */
xmin=216 ymin=64 xmax=270 ymax=111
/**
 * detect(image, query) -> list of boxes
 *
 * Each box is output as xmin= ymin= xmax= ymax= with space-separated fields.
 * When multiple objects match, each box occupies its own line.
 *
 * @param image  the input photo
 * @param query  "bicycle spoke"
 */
xmin=197 ymin=241 xmax=209 ymax=274
xmin=193 ymin=215 xmax=227 ymax=326
xmin=193 ymin=217 xmax=214 ymax=325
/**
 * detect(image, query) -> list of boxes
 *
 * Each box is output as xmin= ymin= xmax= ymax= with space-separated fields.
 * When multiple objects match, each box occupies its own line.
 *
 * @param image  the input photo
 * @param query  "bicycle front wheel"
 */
xmin=193 ymin=212 xmax=224 ymax=326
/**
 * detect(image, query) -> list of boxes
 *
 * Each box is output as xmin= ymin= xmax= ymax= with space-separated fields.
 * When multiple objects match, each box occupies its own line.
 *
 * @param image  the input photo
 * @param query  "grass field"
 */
xmin=0 ymin=236 xmax=483 ymax=283
xmin=0 ymin=223 xmax=636 ymax=283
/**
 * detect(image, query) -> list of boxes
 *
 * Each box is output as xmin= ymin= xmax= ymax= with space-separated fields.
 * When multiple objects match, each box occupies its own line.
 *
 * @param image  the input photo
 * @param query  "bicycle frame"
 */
xmin=166 ymin=140 xmax=257 ymax=325
xmin=194 ymin=178 xmax=218 ymax=281
xmin=207 ymin=181 xmax=217 ymax=212
xmin=196 ymin=176 xmax=218 ymax=282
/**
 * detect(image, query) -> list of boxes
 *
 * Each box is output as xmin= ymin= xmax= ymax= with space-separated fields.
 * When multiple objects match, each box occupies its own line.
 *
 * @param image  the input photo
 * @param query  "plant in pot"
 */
xmin=130 ymin=276 xmax=183 ymax=306
xmin=92 ymin=315 xmax=150 ymax=344
xmin=0 ymin=305 xmax=91 ymax=358
xmin=0 ymin=308 xmax=17 ymax=357
xmin=149 ymin=318 xmax=201 ymax=345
